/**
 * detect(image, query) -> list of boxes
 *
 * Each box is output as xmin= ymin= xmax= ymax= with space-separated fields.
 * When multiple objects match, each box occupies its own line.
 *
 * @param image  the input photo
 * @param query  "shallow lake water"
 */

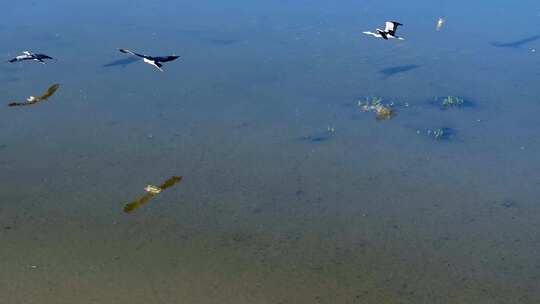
xmin=1 ymin=0 xmax=540 ymax=303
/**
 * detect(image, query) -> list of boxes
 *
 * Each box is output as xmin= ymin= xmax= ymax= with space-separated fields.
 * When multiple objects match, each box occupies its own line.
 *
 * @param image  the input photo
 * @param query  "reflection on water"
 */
xmin=1 ymin=0 xmax=540 ymax=303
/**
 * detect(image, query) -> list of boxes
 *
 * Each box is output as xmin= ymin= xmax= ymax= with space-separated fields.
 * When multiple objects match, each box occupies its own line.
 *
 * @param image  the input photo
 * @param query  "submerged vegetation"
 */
xmin=298 ymin=126 xmax=336 ymax=143
xmin=358 ymin=97 xmax=395 ymax=120
xmin=124 ymin=176 xmax=182 ymax=213
xmin=441 ymin=96 xmax=464 ymax=107
xmin=418 ymin=127 xmax=455 ymax=141
xmin=428 ymin=95 xmax=475 ymax=110
xmin=8 ymin=84 xmax=60 ymax=107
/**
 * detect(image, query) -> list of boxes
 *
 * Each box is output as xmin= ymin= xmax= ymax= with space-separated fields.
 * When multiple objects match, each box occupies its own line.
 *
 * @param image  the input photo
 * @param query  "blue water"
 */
xmin=1 ymin=1 xmax=540 ymax=303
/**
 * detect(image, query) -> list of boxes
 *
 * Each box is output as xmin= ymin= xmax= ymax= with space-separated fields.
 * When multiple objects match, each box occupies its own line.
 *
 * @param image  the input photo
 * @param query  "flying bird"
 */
xmin=118 ymin=48 xmax=179 ymax=72
xmin=8 ymin=51 xmax=54 ymax=64
xmin=363 ymin=21 xmax=404 ymax=40
xmin=123 ymin=176 xmax=183 ymax=213
xmin=8 ymin=84 xmax=60 ymax=107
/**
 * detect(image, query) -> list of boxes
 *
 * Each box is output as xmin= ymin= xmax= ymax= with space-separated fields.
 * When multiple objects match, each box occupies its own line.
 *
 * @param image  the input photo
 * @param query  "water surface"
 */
xmin=1 ymin=1 xmax=540 ymax=303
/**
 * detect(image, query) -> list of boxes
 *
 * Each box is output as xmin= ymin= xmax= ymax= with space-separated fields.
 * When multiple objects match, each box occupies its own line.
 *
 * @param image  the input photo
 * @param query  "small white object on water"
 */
xmin=436 ymin=17 xmax=445 ymax=31
xmin=30 ymin=265 xmax=38 ymax=269
xmin=327 ymin=126 xmax=336 ymax=133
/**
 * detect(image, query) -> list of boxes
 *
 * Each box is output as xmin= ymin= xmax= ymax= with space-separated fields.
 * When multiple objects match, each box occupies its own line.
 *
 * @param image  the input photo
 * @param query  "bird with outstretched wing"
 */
xmin=123 ymin=176 xmax=183 ymax=213
xmin=8 ymin=84 xmax=60 ymax=107
xmin=118 ymin=48 xmax=179 ymax=72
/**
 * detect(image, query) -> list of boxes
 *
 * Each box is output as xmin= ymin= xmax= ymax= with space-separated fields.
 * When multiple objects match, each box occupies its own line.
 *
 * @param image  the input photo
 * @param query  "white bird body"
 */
xmin=363 ymin=21 xmax=404 ymax=40
xmin=143 ymin=57 xmax=164 ymax=72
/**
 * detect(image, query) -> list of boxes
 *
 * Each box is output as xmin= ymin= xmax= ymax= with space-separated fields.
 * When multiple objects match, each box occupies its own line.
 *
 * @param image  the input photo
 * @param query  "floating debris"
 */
xmin=124 ymin=176 xmax=182 ymax=213
xmin=358 ymin=97 xmax=395 ymax=120
xmin=436 ymin=17 xmax=445 ymax=31
xmin=8 ymin=84 xmax=60 ymax=107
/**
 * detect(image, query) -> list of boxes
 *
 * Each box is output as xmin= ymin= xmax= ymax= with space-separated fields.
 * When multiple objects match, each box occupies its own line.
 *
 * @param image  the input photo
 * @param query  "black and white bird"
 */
xmin=118 ymin=49 xmax=179 ymax=72
xmin=363 ymin=21 xmax=404 ymax=40
xmin=8 ymin=51 xmax=54 ymax=64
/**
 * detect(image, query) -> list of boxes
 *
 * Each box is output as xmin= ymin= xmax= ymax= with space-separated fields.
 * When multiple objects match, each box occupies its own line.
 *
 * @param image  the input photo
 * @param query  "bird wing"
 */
xmin=9 ymin=54 xmax=33 ymax=62
xmin=7 ymin=84 xmax=60 ymax=107
xmin=158 ymin=176 xmax=182 ymax=190
xmin=362 ymin=31 xmax=379 ymax=37
xmin=152 ymin=61 xmax=164 ymax=72
xmin=377 ymin=29 xmax=389 ymax=40
xmin=123 ymin=193 xmax=156 ymax=213
xmin=119 ymin=48 xmax=147 ymax=58
xmin=384 ymin=21 xmax=395 ymax=32
xmin=123 ymin=176 xmax=182 ymax=213
xmin=154 ymin=55 xmax=180 ymax=63
xmin=385 ymin=21 xmax=402 ymax=35
xmin=36 ymin=54 xmax=53 ymax=60
xmin=37 ymin=84 xmax=60 ymax=100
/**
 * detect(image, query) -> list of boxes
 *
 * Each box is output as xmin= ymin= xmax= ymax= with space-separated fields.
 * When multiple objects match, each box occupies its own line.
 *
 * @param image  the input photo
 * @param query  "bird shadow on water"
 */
xmin=103 ymin=57 xmax=139 ymax=68
xmin=207 ymin=38 xmax=242 ymax=46
xmin=491 ymin=35 xmax=540 ymax=48
xmin=379 ymin=64 xmax=420 ymax=78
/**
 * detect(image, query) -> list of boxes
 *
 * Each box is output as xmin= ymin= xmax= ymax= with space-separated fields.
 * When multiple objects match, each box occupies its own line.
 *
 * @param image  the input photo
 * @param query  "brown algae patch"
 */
xmin=358 ymin=97 xmax=395 ymax=120
xmin=124 ymin=176 xmax=182 ymax=213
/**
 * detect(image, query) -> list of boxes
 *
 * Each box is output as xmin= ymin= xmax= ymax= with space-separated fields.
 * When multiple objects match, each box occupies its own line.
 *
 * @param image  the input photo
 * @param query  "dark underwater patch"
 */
xmin=379 ymin=64 xmax=420 ymax=78
xmin=491 ymin=35 xmax=540 ymax=48
xmin=103 ymin=57 xmax=139 ymax=68
xmin=207 ymin=38 xmax=241 ymax=46
xmin=297 ymin=135 xmax=331 ymax=143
